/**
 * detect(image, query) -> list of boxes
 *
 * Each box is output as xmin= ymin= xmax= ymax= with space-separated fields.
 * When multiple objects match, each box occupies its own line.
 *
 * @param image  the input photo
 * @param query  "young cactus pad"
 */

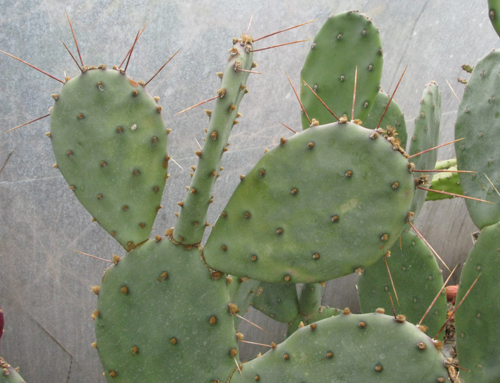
xmin=300 ymin=11 xmax=383 ymax=129
xmin=50 ymin=68 xmax=168 ymax=251
xmin=95 ymin=239 xmax=238 ymax=383
xmin=455 ymin=50 xmax=500 ymax=229
xmin=204 ymin=121 xmax=415 ymax=283
xmin=230 ymin=312 xmax=450 ymax=383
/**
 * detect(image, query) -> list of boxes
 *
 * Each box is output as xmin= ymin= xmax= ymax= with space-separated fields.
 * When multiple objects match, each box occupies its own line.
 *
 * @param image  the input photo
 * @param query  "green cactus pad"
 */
xmin=251 ymin=282 xmax=299 ymax=323
xmin=455 ymin=222 xmax=500 ymax=383
xmin=488 ymin=1 xmax=500 ymax=38
xmin=228 ymin=276 xmax=260 ymax=327
xmin=300 ymin=11 xmax=383 ymax=129
xmin=50 ymin=69 xmax=167 ymax=251
xmin=173 ymin=36 xmax=253 ymax=245
xmin=435 ymin=158 xmax=457 ymax=170
xmin=230 ymin=312 xmax=449 ymax=383
xmin=357 ymin=230 xmax=447 ymax=340
xmin=204 ymin=121 xmax=414 ymax=283
xmin=408 ymin=81 xmax=442 ymax=220
xmin=425 ymin=166 xmax=463 ymax=201
xmin=0 ymin=358 xmax=25 ymax=383
xmin=455 ymin=50 xmax=500 ymax=229
xmin=95 ymin=239 xmax=237 ymax=383
xmin=286 ymin=306 xmax=342 ymax=337
xmin=363 ymin=91 xmax=407 ymax=149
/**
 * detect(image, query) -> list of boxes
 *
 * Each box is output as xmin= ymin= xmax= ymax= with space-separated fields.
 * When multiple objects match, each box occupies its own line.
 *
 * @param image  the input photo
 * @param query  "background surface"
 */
xmin=0 ymin=0 xmax=495 ymax=381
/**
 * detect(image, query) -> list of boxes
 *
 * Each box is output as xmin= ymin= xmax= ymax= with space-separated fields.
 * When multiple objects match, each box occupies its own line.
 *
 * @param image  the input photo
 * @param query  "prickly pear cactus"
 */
xmin=251 ymin=282 xmax=300 ymax=323
xmin=363 ymin=90 xmax=407 ymax=149
xmin=300 ymin=11 xmax=383 ymax=128
xmin=50 ymin=68 xmax=168 ymax=251
xmin=408 ymin=81 xmax=442 ymax=221
xmin=95 ymin=239 xmax=239 ymax=382
xmin=230 ymin=311 xmax=450 ymax=383
xmin=204 ymin=120 xmax=415 ymax=283
xmin=455 ymin=50 xmax=500 ymax=229
xmin=488 ymin=0 xmax=500 ymax=37
xmin=425 ymin=166 xmax=463 ymax=201
xmin=357 ymin=230 xmax=447 ymax=339
xmin=0 ymin=358 xmax=26 ymax=383
xmin=455 ymin=222 xmax=500 ymax=383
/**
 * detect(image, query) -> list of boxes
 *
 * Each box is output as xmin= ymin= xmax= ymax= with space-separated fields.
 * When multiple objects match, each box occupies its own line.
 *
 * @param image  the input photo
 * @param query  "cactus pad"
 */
xmin=363 ymin=90 xmax=407 ymax=149
xmin=455 ymin=222 xmax=500 ymax=383
xmin=357 ymin=230 xmax=447 ymax=339
xmin=455 ymin=50 xmax=500 ymax=229
xmin=300 ymin=11 xmax=383 ymax=129
xmin=251 ymin=282 xmax=299 ymax=323
xmin=50 ymin=68 xmax=168 ymax=251
xmin=95 ymin=239 xmax=237 ymax=383
xmin=204 ymin=121 xmax=414 ymax=283
xmin=230 ymin=312 xmax=449 ymax=383
xmin=0 ymin=358 xmax=25 ymax=383
xmin=408 ymin=81 xmax=442 ymax=220
xmin=488 ymin=0 xmax=500 ymax=38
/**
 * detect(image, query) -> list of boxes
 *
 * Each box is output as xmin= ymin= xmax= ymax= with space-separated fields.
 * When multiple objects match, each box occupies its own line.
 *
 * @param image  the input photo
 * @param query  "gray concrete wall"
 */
xmin=0 ymin=1 xmax=495 ymax=381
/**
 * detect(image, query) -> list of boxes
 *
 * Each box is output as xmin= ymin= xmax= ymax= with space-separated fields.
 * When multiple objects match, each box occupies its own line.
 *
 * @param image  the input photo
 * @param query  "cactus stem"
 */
xmin=250 ymin=39 xmax=309 ymax=52
xmin=119 ymin=22 xmax=148 ymax=67
xmin=285 ymin=71 xmax=312 ymax=124
xmin=434 ymin=273 xmax=481 ymax=340
xmin=72 ymin=249 xmax=114 ymax=263
xmin=65 ymin=11 xmax=84 ymax=66
xmin=4 ymin=113 xmax=51 ymax=134
xmin=254 ymin=19 xmax=316 ymax=42
xmin=407 ymin=137 xmax=464 ymax=159
xmin=144 ymin=48 xmax=180 ymax=87
xmin=417 ymin=186 xmax=495 ymax=204
xmin=408 ymin=221 xmax=451 ymax=272
xmin=302 ymin=79 xmax=340 ymax=121
xmin=279 ymin=121 xmax=297 ymax=134
xmin=375 ymin=65 xmax=408 ymax=130
xmin=419 ymin=264 xmax=458 ymax=327
xmin=61 ymin=40 xmax=82 ymax=72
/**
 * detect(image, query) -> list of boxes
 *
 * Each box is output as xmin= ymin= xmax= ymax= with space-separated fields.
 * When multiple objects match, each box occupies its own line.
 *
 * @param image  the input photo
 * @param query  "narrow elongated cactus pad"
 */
xmin=455 ymin=51 xmax=500 ymax=229
xmin=488 ymin=0 xmax=500 ymax=37
xmin=363 ymin=91 xmax=407 ymax=150
xmin=95 ymin=239 xmax=237 ymax=383
xmin=204 ymin=121 xmax=414 ymax=283
xmin=408 ymin=81 xmax=442 ymax=220
xmin=230 ymin=312 xmax=449 ymax=383
xmin=251 ymin=282 xmax=299 ymax=323
xmin=300 ymin=11 xmax=383 ymax=129
xmin=455 ymin=222 xmax=500 ymax=383
xmin=0 ymin=358 xmax=25 ymax=383
xmin=357 ymin=230 xmax=447 ymax=339
xmin=50 ymin=68 xmax=168 ymax=251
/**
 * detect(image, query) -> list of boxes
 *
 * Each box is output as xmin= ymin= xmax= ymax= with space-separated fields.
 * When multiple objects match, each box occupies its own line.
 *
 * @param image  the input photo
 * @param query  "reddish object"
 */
xmin=446 ymin=285 xmax=459 ymax=303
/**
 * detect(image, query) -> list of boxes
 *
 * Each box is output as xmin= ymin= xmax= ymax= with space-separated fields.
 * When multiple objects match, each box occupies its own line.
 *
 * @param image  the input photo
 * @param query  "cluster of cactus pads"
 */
xmin=4 ymin=5 xmax=500 ymax=383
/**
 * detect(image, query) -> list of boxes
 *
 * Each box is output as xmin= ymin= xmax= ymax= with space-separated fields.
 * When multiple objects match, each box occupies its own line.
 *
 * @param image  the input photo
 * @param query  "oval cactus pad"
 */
xmin=204 ymin=121 xmax=414 ymax=283
xmin=50 ymin=68 xmax=168 ymax=251
xmin=300 ymin=11 xmax=383 ymax=129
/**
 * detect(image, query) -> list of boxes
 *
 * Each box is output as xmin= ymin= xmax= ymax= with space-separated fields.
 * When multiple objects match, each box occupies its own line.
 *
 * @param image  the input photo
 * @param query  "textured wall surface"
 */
xmin=0 ymin=0 xmax=496 ymax=381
